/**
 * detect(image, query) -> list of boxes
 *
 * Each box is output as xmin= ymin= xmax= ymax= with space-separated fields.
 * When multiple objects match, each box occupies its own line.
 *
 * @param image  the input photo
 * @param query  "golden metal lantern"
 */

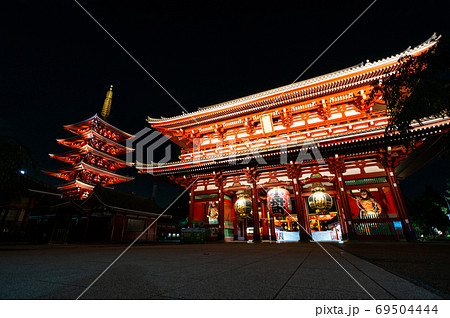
xmin=308 ymin=186 xmax=333 ymax=214
xmin=234 ymin=194 xmax=252 ymax=219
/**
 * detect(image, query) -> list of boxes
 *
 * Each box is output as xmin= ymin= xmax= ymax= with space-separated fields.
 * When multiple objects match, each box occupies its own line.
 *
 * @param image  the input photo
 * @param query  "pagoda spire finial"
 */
xmin=101 ymin=85 xmax=113 ymax=119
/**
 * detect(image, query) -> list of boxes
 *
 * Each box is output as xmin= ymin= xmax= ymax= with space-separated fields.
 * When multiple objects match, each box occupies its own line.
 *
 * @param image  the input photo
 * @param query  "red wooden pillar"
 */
xmin=260 ymin=197 xmax=269 ymax=240
xmin=330 ymin=156 xmax=357 ymax=240
xmin=293 ymin=178 xmax=310 ymax=242
xmin=243 ymin=219 xmax=248 ymax=240
xmin=384 ymin=164 xmax=415 ymax=240
xmin=335 ymin=172 xmax=357 ymax=240
xmin=188 ymin=184 xmax=195 ymax=228
xmin=218 ymin=183 xmax=225 ymax=241
xmin=269 ymin=215 xmax=276 ymax=241
xmin=232 ymin=194 xmax=238 ymax=240
xmin=333 ymin=194 xmax=348 ymax=239
xmin=251 ymin=182 xmax=261 ymax=242
xmin=287 ymin=162 xmax=310 ymax=242
xmin=377 ymin=187 xmax=390 ymax=215
xmin=233 ymin=217 xmax=238 ymax=240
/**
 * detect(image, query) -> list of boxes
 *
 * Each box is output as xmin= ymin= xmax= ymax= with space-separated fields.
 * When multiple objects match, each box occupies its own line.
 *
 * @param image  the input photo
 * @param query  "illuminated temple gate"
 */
xmin=139 ymin=35 xmax=449 ymax=242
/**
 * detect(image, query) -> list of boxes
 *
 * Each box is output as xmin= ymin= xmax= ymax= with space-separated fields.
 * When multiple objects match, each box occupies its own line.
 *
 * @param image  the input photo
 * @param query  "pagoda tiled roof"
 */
xmin=57 ymin=179 xmax=96 ymax=191
xmin=56 ymin=129 xmax=134 ymax=153
xmin=43 ymin=161 xmax=134 ymax=182
xmin=64 ymin=114 xmax=133 ymax=141
xmin=49 ymin=144 xmax=130 ymax=166
xmin=147 ymin=34 xmax=439 ymax=129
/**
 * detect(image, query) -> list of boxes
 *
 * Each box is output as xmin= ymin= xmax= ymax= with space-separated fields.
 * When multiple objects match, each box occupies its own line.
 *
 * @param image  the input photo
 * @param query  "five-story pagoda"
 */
xmin=44 ymin=86 xmax=134 ymax=199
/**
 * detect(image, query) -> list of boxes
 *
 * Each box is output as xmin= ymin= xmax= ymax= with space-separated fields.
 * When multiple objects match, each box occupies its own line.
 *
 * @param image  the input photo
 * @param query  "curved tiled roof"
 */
xmin=49 ymin=144 xmax=130 ymax=166
xmin=147 ymin=34 xmax=439 ymax=129
xmin=57 ymin=129 xmax=134 ymax=153
xmin=64 ymin=114 xmax=134 ymax=140
xmin=43 ymin=161 xmax=134 ymax=181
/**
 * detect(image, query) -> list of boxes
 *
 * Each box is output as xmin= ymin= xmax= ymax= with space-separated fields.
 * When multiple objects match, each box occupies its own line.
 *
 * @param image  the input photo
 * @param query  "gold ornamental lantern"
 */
xmin=234 ymin=194 xmax=252 ymax=219
xmin=308 ymin=185 xmax=333 ymax=214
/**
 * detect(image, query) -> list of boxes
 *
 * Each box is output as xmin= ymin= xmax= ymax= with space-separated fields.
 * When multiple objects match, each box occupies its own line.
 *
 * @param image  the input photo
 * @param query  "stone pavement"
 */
xmin=335 ymin=241 xmax=450 ymax=299
xmin=0 ymin=242 xmax=442 ymax=300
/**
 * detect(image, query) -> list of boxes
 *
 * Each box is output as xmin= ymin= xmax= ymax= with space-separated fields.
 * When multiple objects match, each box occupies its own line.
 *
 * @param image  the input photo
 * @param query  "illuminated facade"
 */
xmin=139 ymin=35 xmax=449 ymax=241
xmin=44 ymin=86 xmax=134 ymax=199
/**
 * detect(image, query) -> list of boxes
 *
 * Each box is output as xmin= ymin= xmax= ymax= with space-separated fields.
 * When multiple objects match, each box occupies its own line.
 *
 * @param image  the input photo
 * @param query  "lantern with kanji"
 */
xmin=308 ymin=186 xmax=333 ymax=214
xmin=267 ymin=187 xmax=292 ymax=217
xmin=234 ymin=194 xmax=252 ymax=218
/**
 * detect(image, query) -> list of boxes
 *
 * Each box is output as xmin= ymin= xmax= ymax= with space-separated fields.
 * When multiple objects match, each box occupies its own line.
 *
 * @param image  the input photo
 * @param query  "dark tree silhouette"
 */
xmin=370 ymin=34 xmax=450 ymax=152
xmin=0 ymin=137 xmax=37 ymax=188
xmin=407 ymin=186 xmax=450 ymax=238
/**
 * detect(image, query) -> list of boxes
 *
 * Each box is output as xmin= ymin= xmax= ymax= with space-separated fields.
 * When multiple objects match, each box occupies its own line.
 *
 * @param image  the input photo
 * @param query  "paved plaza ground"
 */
xmin=336 ymin=241 xmax=450 ymax=299
xmin=0 ymin=241 xmax=448 ymax=300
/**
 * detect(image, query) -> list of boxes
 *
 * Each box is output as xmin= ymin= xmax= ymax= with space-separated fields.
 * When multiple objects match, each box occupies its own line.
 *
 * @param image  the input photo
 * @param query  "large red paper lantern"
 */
xmin=267 ymin=187 xmax=292 ymax=217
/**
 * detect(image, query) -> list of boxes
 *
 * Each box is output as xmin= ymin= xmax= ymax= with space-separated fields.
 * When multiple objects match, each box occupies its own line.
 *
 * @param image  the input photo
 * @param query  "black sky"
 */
xmin=1 ymin=0 xmax=449 ymax=207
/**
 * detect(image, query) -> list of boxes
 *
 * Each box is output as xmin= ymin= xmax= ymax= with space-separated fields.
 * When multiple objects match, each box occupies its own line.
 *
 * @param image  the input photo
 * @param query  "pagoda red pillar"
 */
xmin=260 ymin=197 xmax=269 ymax=240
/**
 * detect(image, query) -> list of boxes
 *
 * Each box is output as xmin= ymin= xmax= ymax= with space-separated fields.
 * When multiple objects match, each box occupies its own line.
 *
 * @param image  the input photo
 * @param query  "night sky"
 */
xmin=1 ymin=0 xmax=449 ymax=207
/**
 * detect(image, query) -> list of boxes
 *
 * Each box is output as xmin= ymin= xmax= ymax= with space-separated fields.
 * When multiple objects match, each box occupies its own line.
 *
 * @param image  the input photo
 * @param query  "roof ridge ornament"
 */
xmin=101 ymin=85 xmax=113 ymax=120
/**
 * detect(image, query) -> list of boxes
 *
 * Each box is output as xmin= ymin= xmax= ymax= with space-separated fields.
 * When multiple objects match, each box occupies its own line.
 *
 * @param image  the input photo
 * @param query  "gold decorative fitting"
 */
xmin=101 ymin=85 xmax=113 ymax=119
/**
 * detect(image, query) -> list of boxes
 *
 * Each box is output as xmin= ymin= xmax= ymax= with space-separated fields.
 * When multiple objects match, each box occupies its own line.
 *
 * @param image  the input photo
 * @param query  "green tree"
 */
xmin=407 ymin=186 xmax=450 ymax=238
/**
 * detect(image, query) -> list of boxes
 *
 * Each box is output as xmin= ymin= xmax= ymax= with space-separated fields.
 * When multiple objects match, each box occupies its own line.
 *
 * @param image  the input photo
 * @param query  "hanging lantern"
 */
xmin=308 ymin=186 xmax=333 ymax=214
xmin=267 ymin=187 xmax=292 ymax=217
xmin=234 ymin=194 xmax=252 ymax=219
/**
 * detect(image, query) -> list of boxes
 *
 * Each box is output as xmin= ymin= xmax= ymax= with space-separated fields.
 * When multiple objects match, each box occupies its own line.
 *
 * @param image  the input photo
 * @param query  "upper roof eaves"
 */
xmin=147 ymin=34 xmax=439 ymax=125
